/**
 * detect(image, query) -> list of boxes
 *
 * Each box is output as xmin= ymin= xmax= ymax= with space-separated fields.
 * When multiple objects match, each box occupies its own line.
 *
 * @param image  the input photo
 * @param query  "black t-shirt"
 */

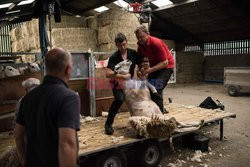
xmin=16 ymin=76 xmax=80 ymax=167
xmin=107 ymin=48 xmax=143 ymax=78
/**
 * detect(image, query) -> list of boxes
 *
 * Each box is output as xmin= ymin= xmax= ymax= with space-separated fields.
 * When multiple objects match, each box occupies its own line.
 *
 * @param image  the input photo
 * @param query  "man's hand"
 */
xmin=122 ymin=73 xmax=131 ymax=80
xmin=140 ymin=67 xmax=152 ymax=75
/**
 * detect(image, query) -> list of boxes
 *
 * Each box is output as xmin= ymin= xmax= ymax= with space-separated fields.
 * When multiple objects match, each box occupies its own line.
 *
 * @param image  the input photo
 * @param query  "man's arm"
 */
xmin=141 ymin=59 xmax=168 ymax=75
xmin=59 ymin=128 xmax=77 ymax=167
xmin=106 ymin=68 xmax=131 ymax=80
xmin=14 ymin=123 xmax=26 ymax=166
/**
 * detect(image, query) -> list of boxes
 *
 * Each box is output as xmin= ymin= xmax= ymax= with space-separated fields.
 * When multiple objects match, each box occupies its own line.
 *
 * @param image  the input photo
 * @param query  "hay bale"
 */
xmin=28 ymin=36 xmax=39 ymax=51
xmin=0 ymin=147 xmax=22 ymax=167
xmin=14 ymin=28 xmax=24 ymax=40
xmin=14 ymin=39 xmax=24 ymax=52
xmin=51 ymin=28 xmax=97 ymax=51
xmin=26 ymin=19 xmax=39 ymax=37
xmin=86 ymin=16 xmax=98 ymax=29
xmin=99 ymin=43 xmax=116 ymax=52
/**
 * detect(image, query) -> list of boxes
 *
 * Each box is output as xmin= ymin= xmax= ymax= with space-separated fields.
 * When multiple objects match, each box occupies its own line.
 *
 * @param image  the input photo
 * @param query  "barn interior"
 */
xmin=0 ymin=0 xmax=249 ymax=166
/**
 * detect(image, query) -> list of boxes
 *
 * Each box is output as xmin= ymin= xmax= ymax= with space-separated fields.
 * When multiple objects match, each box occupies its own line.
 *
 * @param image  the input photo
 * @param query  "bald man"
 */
xmin=14 ymin=48 xmax=80 ymax=167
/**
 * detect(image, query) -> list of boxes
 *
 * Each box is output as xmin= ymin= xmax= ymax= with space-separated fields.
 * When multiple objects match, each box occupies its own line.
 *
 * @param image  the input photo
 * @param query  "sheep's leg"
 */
xmin=146 ymin=81 xmax=157 ymax=93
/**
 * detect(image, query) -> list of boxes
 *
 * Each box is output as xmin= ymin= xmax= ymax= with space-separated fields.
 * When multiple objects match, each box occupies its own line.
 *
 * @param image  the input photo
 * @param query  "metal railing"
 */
xmin=185 ymin=39 xmax=250 ymax=56
xmin=0 ymin=23 xmax=23 ymax=56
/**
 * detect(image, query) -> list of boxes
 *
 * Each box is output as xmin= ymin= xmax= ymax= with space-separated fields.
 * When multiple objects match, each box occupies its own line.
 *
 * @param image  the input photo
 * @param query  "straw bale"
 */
xmin=99 ymin=43 xmax=116 ymax=52
xmin=14 ymin=27 xmax=24 ymax=40
xmin=26 ymin=19 xmax=39 ymax=37
xmin=12 ymin=39 xmax=24 ymax=52
xmin=49 ymin=15 xmax=86 ymax=29
xmin=22 ymin=23 xmax=29 ymax=37
xmin=86 ymin=16 xmax=97 ymax=29
xmin=98 ymin=26 xmax=110 ymax=44
xmin=22 ymin=38 xmax=30 ymax=51
xmin=51 ymin=28 xmax=97 ymax=51
xmin=28 ymin=36 xmax=40 ymax=51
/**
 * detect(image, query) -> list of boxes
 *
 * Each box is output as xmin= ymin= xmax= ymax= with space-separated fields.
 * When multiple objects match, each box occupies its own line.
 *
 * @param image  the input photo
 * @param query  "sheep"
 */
xmin=18 ymin=63 xmax=40 ymax=75
xmin=4 ymin=66 xmax=20 ymax=77
xmin=114 ymin=60 xmax=203 ymax=138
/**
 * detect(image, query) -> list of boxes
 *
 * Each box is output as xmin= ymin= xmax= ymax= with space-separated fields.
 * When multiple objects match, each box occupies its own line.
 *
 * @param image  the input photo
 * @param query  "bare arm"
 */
xmin=14 ymin=123 xmax=26 ymax=166
xmin=59 ymin=128 xmax=78 ymax=167
xmin=141 ymin=59 xmax=168 ymax=75
xmin=106 ymin=68 xmax=131 ymax=80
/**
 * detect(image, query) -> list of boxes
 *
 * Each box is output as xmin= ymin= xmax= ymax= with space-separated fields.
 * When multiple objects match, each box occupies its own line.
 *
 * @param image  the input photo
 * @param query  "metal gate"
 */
xmin=0 ymin=23 xmax=22 ymax=57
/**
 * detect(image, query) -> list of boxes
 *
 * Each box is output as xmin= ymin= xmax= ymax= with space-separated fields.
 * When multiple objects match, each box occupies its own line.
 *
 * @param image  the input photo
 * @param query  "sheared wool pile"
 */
xmin=129 ymin=115 xmax=177 ymax=138
xmin=0 ymin=147 xmax=21 ymax=167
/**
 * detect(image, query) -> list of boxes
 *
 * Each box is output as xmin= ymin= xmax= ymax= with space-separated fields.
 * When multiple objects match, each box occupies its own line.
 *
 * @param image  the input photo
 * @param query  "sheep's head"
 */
xmin=5 ymin=66 xmax=20 ymax=77
xmin=28 ymin=63 xmax=40 ymax=73
xmin=114 ymin=59 xmax=132 ymax=74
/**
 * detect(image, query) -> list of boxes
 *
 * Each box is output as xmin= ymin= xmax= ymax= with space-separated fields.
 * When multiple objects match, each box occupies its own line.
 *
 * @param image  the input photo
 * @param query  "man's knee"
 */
xmin=114 ymin=96 xmax=125 ymax=104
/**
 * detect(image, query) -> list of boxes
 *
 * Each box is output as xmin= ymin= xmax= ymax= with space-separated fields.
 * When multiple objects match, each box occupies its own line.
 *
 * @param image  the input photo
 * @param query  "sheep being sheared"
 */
xmin=114 ymin=60 xmax=203 ymax=138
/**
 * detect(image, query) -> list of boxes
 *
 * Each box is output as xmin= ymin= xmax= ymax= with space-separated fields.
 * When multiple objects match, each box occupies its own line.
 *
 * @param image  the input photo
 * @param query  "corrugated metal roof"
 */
xmin=1 ymin=0 xmax=250 ymax=44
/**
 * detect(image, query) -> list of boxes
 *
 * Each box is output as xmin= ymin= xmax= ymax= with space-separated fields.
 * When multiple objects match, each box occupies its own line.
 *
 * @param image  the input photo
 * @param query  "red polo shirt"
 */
xmin=137 ymin=35 xmax=175 ymax=69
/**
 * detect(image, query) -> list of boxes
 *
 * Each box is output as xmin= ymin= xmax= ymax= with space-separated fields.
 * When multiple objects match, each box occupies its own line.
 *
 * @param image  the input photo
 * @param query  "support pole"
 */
xmin=39 ymin=14 xmax=49 ymax=77
xmin=220 ymin=119 xmax=224 ymax=141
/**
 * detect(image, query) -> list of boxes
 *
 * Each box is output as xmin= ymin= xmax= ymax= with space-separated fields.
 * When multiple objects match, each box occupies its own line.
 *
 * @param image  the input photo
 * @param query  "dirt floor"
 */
xmin=159 ymin=83 xmax=250 ymax=167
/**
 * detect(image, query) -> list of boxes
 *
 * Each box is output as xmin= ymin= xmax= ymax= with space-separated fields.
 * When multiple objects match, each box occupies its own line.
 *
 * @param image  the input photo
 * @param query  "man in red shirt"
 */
xmin=135 ymin=25 xmax=175 ymax=113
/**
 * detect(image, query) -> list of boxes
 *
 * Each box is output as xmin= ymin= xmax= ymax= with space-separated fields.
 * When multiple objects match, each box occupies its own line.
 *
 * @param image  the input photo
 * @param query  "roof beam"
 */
xmin=62 ymin=0 xmax=116 ymax=14
xmin=151 ymin=13 xmax=203 ymax=44
xmin=153 ymin=0 xmax=198 ymax=12
xmin=228 ymin=0 xmax=250 ymax=19
xmin=0 ymin=0 xmax=21 ymax=4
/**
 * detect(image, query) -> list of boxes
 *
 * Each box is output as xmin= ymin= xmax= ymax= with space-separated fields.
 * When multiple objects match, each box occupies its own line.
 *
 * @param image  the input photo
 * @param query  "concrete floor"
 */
xmin=159 ymin=83 xmax=250 ymax=167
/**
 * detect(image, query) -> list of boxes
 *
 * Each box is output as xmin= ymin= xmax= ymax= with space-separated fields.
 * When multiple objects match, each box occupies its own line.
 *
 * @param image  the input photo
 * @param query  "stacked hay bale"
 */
xmin=10 ymin=15 xmax=96 ymax=60
xmin=10 ymin=7 xmax=142 ymax=55
xmin=10 ymin=19 xmax=39 ymax=63
xmin=51 ymin=27 xmax=97 ymax=51
xmin=87 ymin=7 xmax=141 ymax=52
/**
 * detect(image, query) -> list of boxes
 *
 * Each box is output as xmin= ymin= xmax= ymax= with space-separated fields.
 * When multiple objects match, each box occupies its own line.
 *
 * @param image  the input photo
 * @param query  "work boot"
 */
xmin=105 ymin=124 xmax=114 ymax=135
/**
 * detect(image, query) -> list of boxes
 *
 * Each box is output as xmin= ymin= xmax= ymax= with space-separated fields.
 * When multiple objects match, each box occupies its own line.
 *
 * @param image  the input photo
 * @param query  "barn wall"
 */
xmin=204 ymin=54 xmax=250 ymax=82
xmin=176 ymin=51 xmax=204 ymax=83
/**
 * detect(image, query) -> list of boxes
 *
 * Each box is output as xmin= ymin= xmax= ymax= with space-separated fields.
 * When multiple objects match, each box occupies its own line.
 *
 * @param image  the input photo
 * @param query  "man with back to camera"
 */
xmin=14 ymin=47 xmax=80 ymax=167
xmin=135 ymin=25 xmax=175 ymax=113
xmin=105 ymin=32 xmax=143 ymax=135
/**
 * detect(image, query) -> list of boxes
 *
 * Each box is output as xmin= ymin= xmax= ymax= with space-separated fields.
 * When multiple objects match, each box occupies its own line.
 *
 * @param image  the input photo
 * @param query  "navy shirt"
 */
xmin=16 ymin=76 xmax=80 ymax=167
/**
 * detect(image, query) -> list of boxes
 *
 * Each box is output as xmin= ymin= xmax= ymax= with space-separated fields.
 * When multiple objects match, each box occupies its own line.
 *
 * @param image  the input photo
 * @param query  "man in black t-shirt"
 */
xmin=105 ymin=33 xmax=142 ymax=135
xmin=14 ymin=48 xmax=80 ymax=167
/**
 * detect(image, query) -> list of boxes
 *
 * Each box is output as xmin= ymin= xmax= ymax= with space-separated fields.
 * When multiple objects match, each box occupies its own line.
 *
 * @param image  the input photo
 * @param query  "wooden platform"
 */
xmin=0 ymin=103 xmax=236 ymax=157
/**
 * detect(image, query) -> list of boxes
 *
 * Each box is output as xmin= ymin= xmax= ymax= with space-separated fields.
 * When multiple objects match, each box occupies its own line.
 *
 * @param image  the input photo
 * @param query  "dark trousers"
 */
xmin=148 ymin=68 xmax=173 ymax=112
xmin=105 ymin=87 xmax=125 ymax=125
